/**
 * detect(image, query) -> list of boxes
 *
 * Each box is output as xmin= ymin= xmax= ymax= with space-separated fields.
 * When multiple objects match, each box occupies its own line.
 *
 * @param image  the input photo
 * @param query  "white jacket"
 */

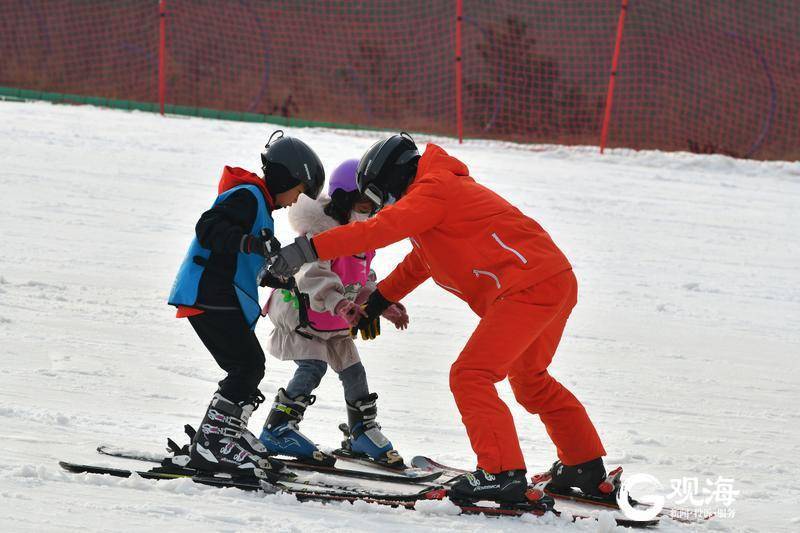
xmin=264 ymin=195 xmax=376 ymax=372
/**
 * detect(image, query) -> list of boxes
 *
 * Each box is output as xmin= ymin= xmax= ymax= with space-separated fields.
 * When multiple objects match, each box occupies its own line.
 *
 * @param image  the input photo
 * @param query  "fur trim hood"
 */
xmin=287 ymin=194 xmax=340 ymax=236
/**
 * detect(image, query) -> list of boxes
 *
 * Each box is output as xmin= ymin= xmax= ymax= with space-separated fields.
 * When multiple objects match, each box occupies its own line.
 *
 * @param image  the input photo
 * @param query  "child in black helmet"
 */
xmin=166 ymin=130 xmax=324 ymax=479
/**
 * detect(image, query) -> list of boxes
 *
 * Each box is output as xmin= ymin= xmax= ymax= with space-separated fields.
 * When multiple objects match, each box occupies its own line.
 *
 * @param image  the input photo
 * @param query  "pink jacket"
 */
xmin=307 ymin=251 xmax=376 ymax=331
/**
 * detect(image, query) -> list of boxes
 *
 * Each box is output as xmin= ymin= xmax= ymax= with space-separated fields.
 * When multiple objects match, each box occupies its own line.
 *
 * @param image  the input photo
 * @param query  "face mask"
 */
xmin=350 ymin=210 xmax=371 ymax=223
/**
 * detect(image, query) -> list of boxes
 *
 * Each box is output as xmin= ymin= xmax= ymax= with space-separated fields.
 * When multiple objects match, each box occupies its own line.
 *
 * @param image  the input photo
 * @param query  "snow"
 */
xmin=1 ymin=100 xmax=799 ymax=532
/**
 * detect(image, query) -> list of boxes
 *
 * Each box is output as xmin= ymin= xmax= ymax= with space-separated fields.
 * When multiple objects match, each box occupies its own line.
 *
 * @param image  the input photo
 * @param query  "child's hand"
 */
xmin=354 ymin=286 xmax=373 ymax=305
xmin=381 ymin=303 xmax=409 ymax=330
xmin=335 ymin=299 xmax=366 ymax=327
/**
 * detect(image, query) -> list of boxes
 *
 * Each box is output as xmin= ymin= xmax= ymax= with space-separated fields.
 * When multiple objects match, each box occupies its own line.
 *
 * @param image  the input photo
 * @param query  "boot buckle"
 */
xmin=598 ymin=466 xmax=623 ymax=495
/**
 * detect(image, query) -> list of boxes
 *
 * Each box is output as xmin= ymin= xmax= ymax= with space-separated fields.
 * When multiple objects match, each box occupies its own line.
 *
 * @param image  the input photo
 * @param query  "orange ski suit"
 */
xmin=312 ymin=144 xmax=606 ymax=472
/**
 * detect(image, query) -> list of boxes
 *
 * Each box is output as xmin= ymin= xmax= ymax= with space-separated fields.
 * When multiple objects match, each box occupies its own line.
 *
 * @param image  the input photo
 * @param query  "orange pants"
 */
xmin=449 ymin=269 xmax=606 ymax=472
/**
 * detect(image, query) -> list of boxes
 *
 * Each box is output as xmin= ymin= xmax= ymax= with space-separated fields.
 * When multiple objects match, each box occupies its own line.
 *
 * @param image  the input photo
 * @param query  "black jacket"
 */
xmin=194 ymin=188 xmax=264 ymax=309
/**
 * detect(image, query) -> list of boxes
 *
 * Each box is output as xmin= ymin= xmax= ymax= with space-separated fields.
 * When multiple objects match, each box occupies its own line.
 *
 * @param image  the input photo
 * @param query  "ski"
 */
xmin=248 ymin=485 xmax=657 ymax=527
xmin=331 ymin=447 xmax=426 ymax=475
xmin=411 ymin=455 xmax=711 ymax=523
xmin=411 ymin=455 xmax=467 ymax=476
xmin=59 ymin=461 xmax=288 ymax=492
xmin=97 ymin=445 xmax=441 ymax=485
xmin=334 ymin=422 xmax=408 ymax=472
xmin=60 ymin=461 xmax=656 ymax=527
xmin=282 ymin=455 xmax=439 ymax=483
xmin=78 ymin=454 xmax=407 ymax=494
xmin=529 ymin=467 xmax=715 ymax=523
xmin=60 ymin=461 xmax=190 ymax=481
xmin=59 ymin=461 xmax=419 ymax=497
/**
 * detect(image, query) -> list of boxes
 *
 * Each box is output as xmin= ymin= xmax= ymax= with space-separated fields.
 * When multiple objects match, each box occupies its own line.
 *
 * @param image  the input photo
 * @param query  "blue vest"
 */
xmin=168 ymin=184 xmax=273 ymax=329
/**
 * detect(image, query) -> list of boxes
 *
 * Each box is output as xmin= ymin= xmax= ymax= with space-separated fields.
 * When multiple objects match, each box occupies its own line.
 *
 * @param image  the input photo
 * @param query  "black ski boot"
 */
xmin=546 ymin=457 xmax=607 ymax=496
xmin=449 ymin=468 xmax=529 ymax=503
xmin=337 ymin=393 xmax=405 ymax=469
xmin=258 ymin=388 xmax=336 ymax=466
xmin=178 ymin=391 xmax=286 ymax=480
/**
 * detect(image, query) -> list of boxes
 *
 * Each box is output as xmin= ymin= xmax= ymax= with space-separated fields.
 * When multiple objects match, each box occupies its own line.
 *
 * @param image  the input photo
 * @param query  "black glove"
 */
xmin=352 ymin=289 xmax=392 ymax=340
xmin=351 ymin=317 xmax=381 ymax=340
xmin=241 ymin=229 xmax=281 ymax=258
xmin=267 ymin=236 xmax=318 ymax=278
xmin=258 ymin=269 xmax=295 ymax=289
xmin=361 ymin=289 xmax=392 ymax=320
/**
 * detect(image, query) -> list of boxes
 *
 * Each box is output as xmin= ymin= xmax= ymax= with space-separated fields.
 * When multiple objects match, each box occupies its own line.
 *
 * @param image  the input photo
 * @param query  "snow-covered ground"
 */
xmin=0 ymin=100 xmax=798 ymax=532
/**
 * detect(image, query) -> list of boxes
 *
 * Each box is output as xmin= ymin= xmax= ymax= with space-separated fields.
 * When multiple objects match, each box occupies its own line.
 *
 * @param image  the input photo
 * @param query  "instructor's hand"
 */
xmin=351 ymin=316 xmax=381 ymax=340
xmin=268 ymin=236 xmax=318 ymax=278
xmin=360 ymin=289 xmax=392 ymax=320
xmin=258 ymin=268 xmax=294 ymax=289
xmin=351 ymin=289 xmax=394 ymax=340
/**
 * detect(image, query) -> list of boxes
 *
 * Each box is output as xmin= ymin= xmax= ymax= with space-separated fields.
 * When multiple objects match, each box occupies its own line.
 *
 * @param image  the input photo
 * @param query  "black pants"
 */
xmin=188 ymin=310 xmax=265 ymax=404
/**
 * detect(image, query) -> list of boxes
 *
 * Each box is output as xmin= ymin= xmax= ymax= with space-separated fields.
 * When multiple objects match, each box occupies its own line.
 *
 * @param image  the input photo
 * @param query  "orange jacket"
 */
xmin=312 ymin=144 xmax=571 ymax=317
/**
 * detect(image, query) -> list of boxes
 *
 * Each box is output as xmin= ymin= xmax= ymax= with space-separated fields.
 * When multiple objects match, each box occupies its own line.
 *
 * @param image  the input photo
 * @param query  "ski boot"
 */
xmin=258 ymin=388 xmax=336 ymax=466
xmin=337 ymin=393 xmax=405 ymax=469
xmin=169 ymin=391 xmax=287 ymax=481
xmin=544 ymin=457 xmax=609 ymax=497
xmin=449 ymin=468 xmax=529 ymax=504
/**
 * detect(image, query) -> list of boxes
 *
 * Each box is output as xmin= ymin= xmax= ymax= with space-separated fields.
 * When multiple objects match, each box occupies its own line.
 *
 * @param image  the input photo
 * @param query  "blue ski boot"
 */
xmin=337 ymin=393 xmax=405 ymax=469
xmin=258 ymin=389 xmax=336 ymax=466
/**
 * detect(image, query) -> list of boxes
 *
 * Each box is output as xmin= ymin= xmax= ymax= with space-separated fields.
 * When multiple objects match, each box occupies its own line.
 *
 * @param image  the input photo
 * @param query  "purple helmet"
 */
xmin=327 ymin=159 xmax=359 ymax=196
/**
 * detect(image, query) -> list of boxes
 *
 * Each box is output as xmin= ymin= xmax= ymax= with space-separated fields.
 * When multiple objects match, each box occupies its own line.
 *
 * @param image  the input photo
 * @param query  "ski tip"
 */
xmin=96 ymin=444 xmax=123 ymax=457
xmin=59 ymin=461 xmax=86 ymax=473
xmin=409 ymin=456 xmax=451 ymax=479
xmin=410 ymin=455 xmax=434 ymax=469
xmin=409 ymin=455 xmax=464 ymax=475
xmin=615 ymin=517 xmax=660 ymax=528
xmin=404 ymin=470 xmax=443 ymax=482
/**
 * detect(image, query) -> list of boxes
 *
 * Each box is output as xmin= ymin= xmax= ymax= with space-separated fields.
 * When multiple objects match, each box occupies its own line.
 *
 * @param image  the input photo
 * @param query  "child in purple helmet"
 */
xmin=259 ymin=159 xmax=409 ymax=468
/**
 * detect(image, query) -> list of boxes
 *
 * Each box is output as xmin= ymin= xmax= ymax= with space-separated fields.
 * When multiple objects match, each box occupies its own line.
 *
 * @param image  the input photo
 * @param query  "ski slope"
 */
xmin=0 ymin=100 xmax=798 ymax=532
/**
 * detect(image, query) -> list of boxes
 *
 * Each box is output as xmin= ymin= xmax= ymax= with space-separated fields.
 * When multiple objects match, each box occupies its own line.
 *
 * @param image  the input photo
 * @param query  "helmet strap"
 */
xmin=364 ymin=184 xmax=385 ymax=210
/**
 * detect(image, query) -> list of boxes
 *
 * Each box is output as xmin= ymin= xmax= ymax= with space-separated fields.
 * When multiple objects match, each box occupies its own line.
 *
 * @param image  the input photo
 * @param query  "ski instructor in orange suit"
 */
xmin=267 ymin=133 xmax=607 ymax=503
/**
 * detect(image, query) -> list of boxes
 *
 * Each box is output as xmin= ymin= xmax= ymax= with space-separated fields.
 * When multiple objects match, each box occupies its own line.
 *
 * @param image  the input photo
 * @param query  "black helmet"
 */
xmin=261 ymin=130 xmax=325 ymax=200
xmin=357 ymin=132 xmax=420 ymax=210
